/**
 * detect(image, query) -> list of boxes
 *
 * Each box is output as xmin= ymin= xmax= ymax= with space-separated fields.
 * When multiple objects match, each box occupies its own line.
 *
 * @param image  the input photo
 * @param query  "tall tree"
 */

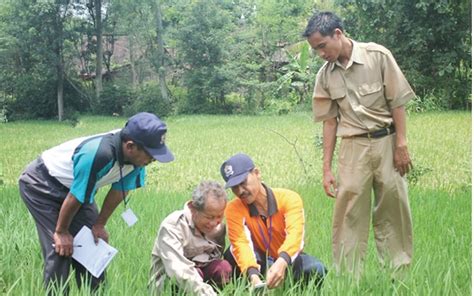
xmin=223 ymin=0 xmax=313 ymax=110
xmin=108 ymin=0 xmax=151 ymax=86
xmin=151 ymin=0 xmax=169 ymax=102
xmin=128 ymin=36 xmax=139 ymax=87
xmin=174 ymin=0 xmax=234 ymax=113
xmin=108 ymin=0 xmax=161 ymax=86
xmin=54 ymin=0 xmax=72 ymax=121
xmin=0 ymin=0 xmax=83 ymax=120
xmin=93 ymin=0 xmax=103 ymax=100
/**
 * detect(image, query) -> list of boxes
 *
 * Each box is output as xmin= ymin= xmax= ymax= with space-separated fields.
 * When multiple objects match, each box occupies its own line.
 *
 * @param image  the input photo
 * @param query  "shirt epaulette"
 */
xmin=317 ymin=61 xmax=330 ymax=75
xmin=163 ymin=210 xmax=185 ymax=226
xmin=366 ymin=42 xmax=391 ymax=55
xmin=315 ymin=62 xmax=330 ymax=89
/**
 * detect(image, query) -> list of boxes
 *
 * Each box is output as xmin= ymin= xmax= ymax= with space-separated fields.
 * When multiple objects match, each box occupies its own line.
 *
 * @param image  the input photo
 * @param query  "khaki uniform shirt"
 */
xmin=313 ymin=40 xmax=415 ymax=136
xmin=149 ymin=202 xmax=226 ymax=296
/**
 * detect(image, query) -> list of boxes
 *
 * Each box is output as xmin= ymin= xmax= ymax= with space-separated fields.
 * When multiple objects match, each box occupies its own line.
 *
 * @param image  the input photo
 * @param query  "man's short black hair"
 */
xmin=120 ymin=132 xmax=145 ymax=151
xmin=302 ymin=11 xmax=344 ymax=38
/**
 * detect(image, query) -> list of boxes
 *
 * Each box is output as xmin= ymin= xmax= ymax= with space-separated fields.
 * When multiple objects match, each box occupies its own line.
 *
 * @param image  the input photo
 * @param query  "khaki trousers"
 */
xmin=333 ymin=134 xmax=413 ymax=274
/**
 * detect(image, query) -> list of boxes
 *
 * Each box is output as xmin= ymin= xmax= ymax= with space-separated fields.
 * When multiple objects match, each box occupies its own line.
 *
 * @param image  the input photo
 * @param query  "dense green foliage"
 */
xmin=174 ymin=0 xmax=234 ymax=113
xmin=0 ymin=0 xmax=470 ymax=120
xmin=339 ymin=0 xmax=472 ymax=110
xmin=0 ymin=112 xmax=471 ymax=294
xmin=0 ymin=0 xmax=84 ymax=119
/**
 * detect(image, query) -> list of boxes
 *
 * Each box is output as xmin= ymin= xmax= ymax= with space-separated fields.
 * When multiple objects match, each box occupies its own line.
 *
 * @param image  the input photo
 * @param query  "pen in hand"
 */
xmin=52 ymin=244 xmax=82 ymax=248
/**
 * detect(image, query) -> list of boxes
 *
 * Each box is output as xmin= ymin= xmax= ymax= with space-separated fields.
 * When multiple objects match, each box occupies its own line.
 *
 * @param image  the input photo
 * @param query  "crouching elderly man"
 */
xmin=149 ymin=181 xmax=232 ymax=295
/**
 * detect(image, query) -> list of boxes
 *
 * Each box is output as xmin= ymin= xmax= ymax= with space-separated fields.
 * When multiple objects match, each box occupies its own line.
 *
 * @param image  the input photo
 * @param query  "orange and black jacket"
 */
xmin=224 ymin=183 xmax=305 ymax=277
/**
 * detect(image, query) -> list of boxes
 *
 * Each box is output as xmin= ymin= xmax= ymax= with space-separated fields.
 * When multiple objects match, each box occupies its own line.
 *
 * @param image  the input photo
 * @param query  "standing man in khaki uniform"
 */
xmin=303 ymin=11 xmax=414 ymax=275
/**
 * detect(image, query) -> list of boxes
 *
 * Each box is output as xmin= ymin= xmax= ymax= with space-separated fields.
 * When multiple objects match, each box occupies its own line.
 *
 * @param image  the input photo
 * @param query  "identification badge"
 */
xmin=121 ymin=208 xmax=138 ymax=227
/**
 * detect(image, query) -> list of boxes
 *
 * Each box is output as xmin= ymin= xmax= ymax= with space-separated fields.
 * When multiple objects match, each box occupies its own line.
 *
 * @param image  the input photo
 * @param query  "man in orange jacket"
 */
xmin=220 ymin=153 xmax=326 ymax=289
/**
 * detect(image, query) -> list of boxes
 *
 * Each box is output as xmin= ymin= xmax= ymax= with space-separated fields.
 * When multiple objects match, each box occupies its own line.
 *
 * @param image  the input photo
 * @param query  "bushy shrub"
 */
xmin=7 ymin=74 xmax=57 ymax=120
xmin=406 ymin=93 xmax=447 ymax=114
xmin=168 ymin=85 xmax=187 ymax=112
xmin=94 ymin=83 xmax=132 ymax=116
xmin=241 ymin=94 xmax=259 ymax=115
xmin=263 ymin=91 xmax=300 ymax=115
xmin=0 ymin=90 xmax=14 ymax=121
xmin=264 ymin=99 xmax=293 ymax=115
xmin=173 ymin=85 xmax=196 ymax=115
xmin=224 ymin=92 xmax=245 ymax=114
xmin=123 ymin=82 xmax=173 ymax=118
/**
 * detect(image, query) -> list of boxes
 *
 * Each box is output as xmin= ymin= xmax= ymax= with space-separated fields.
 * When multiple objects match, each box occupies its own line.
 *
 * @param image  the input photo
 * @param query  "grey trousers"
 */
xmin=19 ymin=157 xmax=104 ymax=292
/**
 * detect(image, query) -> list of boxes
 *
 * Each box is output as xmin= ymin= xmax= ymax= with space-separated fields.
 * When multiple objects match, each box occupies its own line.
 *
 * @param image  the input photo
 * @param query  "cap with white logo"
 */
xmin=220 ymin=153 xmax=255 ymax=188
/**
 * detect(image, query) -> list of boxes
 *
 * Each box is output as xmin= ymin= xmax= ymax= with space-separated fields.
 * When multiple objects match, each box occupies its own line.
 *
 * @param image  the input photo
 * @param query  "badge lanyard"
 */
xmin=119 ymin=165 xmax=138 ymax=227
xmin=257 ymin=216 xmax=273 ymax=261
xmin=119 ymin=165 xmax=129 ymax=208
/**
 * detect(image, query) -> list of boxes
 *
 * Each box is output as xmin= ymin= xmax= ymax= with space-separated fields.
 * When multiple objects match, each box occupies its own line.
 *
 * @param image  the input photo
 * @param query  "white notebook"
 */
xmin=72 ymin=226 xmax=119 ymax=278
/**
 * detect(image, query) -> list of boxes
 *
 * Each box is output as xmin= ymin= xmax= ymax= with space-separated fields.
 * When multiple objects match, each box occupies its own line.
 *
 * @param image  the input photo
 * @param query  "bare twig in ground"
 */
xmin=268 ymin=128 xmax=309 ymax=176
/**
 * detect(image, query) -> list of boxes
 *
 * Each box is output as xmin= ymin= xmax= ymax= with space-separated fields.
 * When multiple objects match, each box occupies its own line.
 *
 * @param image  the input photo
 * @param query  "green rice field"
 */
xmin=0 ymin=111 xmax=471 ymax=295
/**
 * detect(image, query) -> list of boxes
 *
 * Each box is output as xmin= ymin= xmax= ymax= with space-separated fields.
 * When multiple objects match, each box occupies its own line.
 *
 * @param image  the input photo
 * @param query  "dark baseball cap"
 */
xmin=121 ymin=112 xmax=174 ymax=163
xmin=220 ymin=153 xmax=255 ymax=188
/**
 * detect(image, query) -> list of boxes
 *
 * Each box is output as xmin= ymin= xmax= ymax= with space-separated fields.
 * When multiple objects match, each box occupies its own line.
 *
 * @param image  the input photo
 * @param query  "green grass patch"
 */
xmin=0 ymin=111 xmax=471 ymax=295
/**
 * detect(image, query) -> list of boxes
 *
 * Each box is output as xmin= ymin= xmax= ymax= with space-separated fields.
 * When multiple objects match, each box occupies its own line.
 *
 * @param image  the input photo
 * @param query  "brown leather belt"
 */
xmin=349 ymin=125 xmax=395 ymax=139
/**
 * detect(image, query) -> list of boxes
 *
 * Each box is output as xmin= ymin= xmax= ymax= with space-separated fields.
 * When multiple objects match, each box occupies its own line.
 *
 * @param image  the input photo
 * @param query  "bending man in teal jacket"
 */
xmin=19 ymin=112 xmax=174 ymax=293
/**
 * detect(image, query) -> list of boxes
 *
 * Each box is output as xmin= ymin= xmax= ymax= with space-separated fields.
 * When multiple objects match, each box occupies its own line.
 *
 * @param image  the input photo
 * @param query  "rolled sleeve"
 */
xmin=313 ymin=70 xmax=338 ymax=122
xmin=313 ymin=96 xmax=338 ymax=122
xmin=382 ymin=51 xmax=416 ymax=109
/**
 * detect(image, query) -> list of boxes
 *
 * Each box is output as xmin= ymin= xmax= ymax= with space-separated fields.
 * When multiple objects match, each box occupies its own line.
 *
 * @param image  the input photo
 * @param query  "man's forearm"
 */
xmin=391 ymin=105 xmax=412 ymax=176
xmin=322 ymin=118 xmax=338 ymax=172
xmin=392 ymin=106 xmax=408 ymax=147
xmin=56 ymin=193 xmax=82 ymax=233
xmin=95 ymin=189 xmax=127 ymax=226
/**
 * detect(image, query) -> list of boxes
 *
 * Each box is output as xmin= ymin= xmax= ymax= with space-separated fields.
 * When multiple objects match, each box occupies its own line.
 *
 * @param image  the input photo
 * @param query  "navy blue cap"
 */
xmin=220 ymin=153 xmax=255 ymax=188
xmin=121 ymin=112 xmax=174 ymax=163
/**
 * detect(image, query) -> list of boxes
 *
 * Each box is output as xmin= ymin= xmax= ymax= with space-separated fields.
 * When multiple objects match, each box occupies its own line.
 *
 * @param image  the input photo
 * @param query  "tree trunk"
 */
xmin=57 ymin=61 xmax=64 ymax=121
xmin=129 ymin=36 xmax=138 ymax=87
xmin=95 ymin=0 xmax=103 ymax=100
xmin=55 ymin=0 xmax=65 ymax=121
xmin=155 ymin=0 xmax=169 ymax=102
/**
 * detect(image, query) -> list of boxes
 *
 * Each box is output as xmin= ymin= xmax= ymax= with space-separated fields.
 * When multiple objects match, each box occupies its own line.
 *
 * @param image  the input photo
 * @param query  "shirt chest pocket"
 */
xmin=329 ymin=86 xmax=346 ymax=100
xmin=357 ymin=82 xmax=384 ymax=107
